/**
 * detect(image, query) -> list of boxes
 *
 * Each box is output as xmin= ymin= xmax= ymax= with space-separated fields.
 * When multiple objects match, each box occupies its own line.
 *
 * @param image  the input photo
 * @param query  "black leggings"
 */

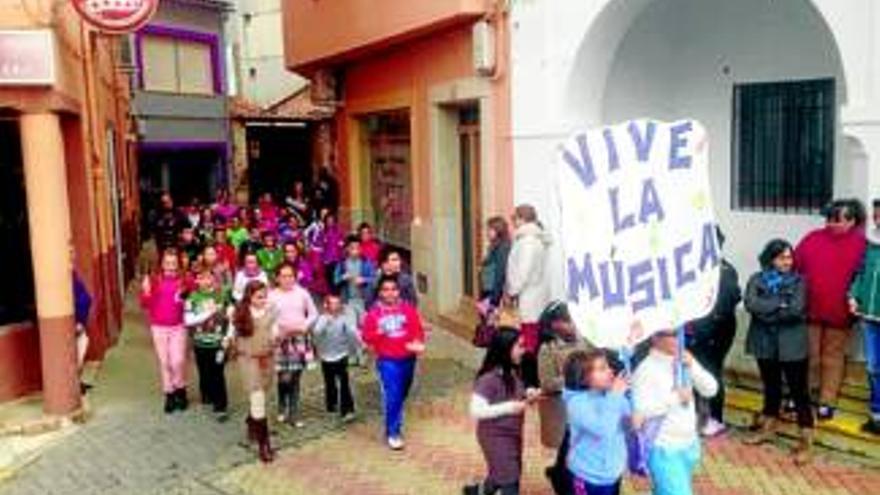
xmin=757 ymin=358 xmax=814 ymax=428
xmin=277 ymin=370 xmax=303 ymax=418
xmin=194 ymin=346 xmax=227 ymax=412
xmin=547 ymin=430 xmax=572 ymax=495
xmin=520 ymin=353 xmax=540 ymax=389
xmin=321 ymin=357 xmax=354 ymax=415
xmin=690 ymin=325 xmax=736 ymax=422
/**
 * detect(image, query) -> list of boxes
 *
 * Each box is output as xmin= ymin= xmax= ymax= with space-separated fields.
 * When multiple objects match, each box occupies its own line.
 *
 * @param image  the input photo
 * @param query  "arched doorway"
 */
xmin=561 ymin=0 xmax=862 ymax=385
xmin=563 ymin=0 xmax=848 ymax=276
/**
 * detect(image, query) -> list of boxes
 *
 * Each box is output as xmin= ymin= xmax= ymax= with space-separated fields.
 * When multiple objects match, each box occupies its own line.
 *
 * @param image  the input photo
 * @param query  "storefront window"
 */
xmin=0 ymin=120 xmax=35 ymax=325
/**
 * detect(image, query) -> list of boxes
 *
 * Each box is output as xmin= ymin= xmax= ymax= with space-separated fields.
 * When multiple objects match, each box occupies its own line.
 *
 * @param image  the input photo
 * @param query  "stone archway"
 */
xmin=563 ymin=0 xmax=848 ymax=127
xmin=559 ymin=0 xmax=858 ymax=380
xmin=563 ymin=0 xmax=848 ymax=270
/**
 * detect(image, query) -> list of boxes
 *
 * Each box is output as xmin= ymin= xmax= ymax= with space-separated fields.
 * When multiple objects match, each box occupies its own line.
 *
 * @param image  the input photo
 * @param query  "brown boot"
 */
xmin=793 ymin=428 xmax=814 ymax=466
xmin=245 ymin=415 xmax=257 ymax=444
xmin=744 ymin=415 xmax=777 ymax=445
xmin=254 ymin=417 xmax=274 ymax=463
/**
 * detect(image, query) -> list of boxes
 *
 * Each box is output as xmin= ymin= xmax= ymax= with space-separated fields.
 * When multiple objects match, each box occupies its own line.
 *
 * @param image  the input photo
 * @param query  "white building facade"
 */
xmin=511 ymin=0 xmax=880 ymax=298
xmin=509 ymin=0 xmax=880 ymax=369
xmin=226 ymin=0 xmax=307 ymax=105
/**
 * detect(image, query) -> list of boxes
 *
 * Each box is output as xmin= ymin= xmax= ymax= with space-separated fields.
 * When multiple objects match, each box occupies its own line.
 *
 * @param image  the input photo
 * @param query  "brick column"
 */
xmin=20 ymin=112 xmax=81 ymax=415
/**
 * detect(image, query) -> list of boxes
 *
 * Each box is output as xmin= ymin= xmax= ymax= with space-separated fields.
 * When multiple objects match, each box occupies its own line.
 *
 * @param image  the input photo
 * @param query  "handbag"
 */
xmin=472 ymin=316 xmax=497 ymax=348
xmin=496 ymin=299 xmax=522 ymax=328
xmin=538 ymin=391 xmax=566 ymax=448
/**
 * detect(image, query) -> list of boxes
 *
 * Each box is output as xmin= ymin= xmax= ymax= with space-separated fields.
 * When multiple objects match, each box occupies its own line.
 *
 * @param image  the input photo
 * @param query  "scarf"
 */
xmin=761 ymin=269 xmax=795 ymax=295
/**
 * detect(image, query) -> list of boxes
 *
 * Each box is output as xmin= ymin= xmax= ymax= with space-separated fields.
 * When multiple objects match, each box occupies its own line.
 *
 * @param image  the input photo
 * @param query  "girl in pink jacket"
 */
xmin=140 ymin=250 xmax=188 ymax=414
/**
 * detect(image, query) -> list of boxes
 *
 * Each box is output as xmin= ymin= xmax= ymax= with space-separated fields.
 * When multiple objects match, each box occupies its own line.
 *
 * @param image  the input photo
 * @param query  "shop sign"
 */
xmin=72 ymin=0 xmax=159 ymax=34
xmin=0 ymin=31 xmax=55 ymax=86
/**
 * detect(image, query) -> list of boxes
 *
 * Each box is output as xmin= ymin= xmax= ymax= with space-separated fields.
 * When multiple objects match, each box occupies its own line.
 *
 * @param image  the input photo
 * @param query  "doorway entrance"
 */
xmin=138 ymin=146 xmax=224 ymax=233
xmin=246 ymin=123 xmax=313 ymax=202
xmin=0 ymin=119 xmax=35 ymax=325
xmin=458 ymin=105 xmax=481 ymax=298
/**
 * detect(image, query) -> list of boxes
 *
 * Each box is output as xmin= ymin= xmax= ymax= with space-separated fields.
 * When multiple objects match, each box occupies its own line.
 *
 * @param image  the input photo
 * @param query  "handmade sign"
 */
xmin=558 ymin=119 xmax=720 ymax=349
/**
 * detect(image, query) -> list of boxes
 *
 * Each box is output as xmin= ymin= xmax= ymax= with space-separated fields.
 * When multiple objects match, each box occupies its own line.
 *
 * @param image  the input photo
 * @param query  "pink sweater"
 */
xmin=269 ymin=285 xmax=319 ymax=334
xmin=139 ymin=275 xmax=185 ymax=326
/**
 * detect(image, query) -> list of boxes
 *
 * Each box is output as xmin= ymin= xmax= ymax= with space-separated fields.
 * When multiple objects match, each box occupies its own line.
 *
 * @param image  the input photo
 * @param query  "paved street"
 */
xmin=1 ymin=297 xmax=879 ymax=495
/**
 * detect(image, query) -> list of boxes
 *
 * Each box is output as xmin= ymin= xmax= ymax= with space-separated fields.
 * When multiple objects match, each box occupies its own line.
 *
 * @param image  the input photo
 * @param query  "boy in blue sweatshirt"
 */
xmin=563 ymin=350 xmax=635 ymax=495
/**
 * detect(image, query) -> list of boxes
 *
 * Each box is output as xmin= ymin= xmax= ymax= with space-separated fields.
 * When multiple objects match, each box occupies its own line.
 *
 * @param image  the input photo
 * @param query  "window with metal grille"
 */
xmin=732 ymin=78 xmax=834 ymax=213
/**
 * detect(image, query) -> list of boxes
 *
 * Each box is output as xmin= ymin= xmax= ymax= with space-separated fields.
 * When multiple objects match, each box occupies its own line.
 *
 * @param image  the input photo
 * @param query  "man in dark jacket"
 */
xmin=688 ymin=228 xmax=742 ymax=437
xmin=313 ymin=167 xmax=340 ymax=214
xmin=152 ymin=193 xmax=188 ymax=253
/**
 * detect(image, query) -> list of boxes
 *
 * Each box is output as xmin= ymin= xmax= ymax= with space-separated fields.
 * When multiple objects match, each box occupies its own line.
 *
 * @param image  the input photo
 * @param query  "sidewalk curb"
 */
xmin=0 ymin=360 xmax=100 ymax=439
xmin=0 ymin=447 xmax=42 ymax=484
xmin=0 ymin=419 xmax=80 ymax=486
xmin=0 ymin=404 xmax=90 ymax=438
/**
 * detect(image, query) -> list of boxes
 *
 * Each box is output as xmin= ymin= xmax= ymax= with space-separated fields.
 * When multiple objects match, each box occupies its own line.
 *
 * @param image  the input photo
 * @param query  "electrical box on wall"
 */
xmin=472 ymin=19 xmax=495 ymax=76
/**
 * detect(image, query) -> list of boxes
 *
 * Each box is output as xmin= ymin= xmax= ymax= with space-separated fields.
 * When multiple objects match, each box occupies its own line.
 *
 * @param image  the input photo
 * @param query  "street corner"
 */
xmin=0 ymin=425 xmax=77 ymax=486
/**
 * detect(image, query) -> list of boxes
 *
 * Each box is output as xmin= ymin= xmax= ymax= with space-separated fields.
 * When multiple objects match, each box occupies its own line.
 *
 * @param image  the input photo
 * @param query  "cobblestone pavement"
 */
xmin=214 ymin=388 xmax=880 ymax=495
xmin=2 ymin=298 xmax=879 ymax=494
xmin=0 ymin=299 xmax=475 ymax=495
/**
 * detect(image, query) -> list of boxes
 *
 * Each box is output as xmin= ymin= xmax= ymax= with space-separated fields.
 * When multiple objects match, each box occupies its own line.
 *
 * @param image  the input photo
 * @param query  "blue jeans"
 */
xmin=647 ymin=442 xmax=700 ymax=495
xmin=377 ymin=357 xmax=416 ymax=438
xmin=864 ymin=321 xmax=880 ymax=418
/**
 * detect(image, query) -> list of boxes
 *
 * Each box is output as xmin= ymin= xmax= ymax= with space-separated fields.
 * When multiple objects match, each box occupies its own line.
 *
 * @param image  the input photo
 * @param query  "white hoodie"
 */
xmin=506 ymin=222 xmax=552 ymax=322
xmin=632 ymin=350 xmax=718 ymax=449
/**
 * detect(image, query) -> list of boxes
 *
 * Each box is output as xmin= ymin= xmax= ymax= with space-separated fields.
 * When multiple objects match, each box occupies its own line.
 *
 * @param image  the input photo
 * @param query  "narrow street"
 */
xmin=1 ymin=294 xmax=878 ymax=495
xmin=0 ymin=294 xmax=480 ymax=495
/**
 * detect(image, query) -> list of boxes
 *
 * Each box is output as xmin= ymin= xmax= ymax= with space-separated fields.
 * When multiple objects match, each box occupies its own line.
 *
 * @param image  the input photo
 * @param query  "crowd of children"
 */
xmin=464 ymin=198 xmax=880 ymax=495
xmin=138 ymin=191 xmax=880 ymax=488
xmin=140 ymin=189 xmax=426 ymax=463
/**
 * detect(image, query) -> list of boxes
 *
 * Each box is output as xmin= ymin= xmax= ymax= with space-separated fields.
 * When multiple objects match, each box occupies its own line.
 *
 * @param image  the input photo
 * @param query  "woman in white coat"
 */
xmin=505 ymin=204 xmax=551 ymax=388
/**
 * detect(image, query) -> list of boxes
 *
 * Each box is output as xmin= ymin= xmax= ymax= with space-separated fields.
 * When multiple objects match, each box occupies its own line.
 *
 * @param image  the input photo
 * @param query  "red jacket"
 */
xmin=795 ymin=227 xmax=865 ymax=328
xmin=362 ymin=302 xmax=424 ymax=359
xmin=360 ymin=239 xmax=382 ymax=265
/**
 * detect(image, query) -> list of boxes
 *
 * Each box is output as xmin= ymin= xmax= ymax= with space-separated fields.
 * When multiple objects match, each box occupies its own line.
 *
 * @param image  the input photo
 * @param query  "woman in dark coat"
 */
xmin=743 ymin=239 xmax=814 ymax=465
xmin=479 ymin=216 xmax=512 ymax=307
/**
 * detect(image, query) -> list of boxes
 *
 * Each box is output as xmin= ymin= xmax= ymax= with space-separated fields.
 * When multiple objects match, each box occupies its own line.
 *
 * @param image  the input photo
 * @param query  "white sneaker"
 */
xmin=342 ymin=413 xmax=357 ymax=423
xmin=387 ymin=436 xmax=405 ymax=450
xmin=277 ymin=414 xmax=287 ymax=424
xmin=701 ymin=419 xmax=727 ymax=437
xmin=294 ymin=420 xmax=305 ymax=428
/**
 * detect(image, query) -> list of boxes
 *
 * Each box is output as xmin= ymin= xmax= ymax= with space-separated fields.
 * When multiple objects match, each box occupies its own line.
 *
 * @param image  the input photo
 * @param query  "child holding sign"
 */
xmin=465 ymin=328 xmax=537 ymax=495
xmin=564 ymin=349 xmax=635 ymax=495
xmin=632 ymin=330 xmax=717 ymax=495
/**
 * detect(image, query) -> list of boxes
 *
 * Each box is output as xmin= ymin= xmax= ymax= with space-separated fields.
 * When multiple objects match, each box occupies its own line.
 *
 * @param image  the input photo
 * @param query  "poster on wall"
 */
xmin=369 ymin=132 xmax=412 ymax=250
xmin=558 ymin=119 xmax=720 ymax=349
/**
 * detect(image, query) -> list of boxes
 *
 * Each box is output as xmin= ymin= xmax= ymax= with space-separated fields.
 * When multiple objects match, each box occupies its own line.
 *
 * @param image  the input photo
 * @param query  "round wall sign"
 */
xmin=71 ymin=0 xmax=159 ymax=34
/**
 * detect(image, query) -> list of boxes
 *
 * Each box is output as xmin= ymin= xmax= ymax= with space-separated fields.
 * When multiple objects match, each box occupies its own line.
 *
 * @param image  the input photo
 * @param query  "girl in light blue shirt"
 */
xmin=563 ymin=350 xmax=634 ymax=495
